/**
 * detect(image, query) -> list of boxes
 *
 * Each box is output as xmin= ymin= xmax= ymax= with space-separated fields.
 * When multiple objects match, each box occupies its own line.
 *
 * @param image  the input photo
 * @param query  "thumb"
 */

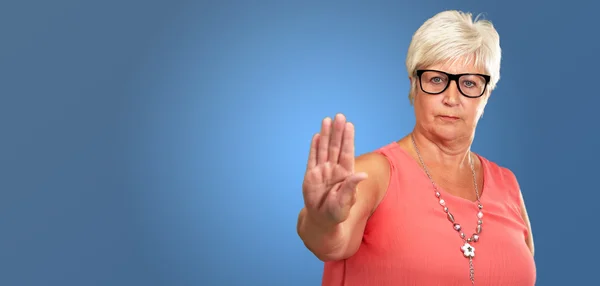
xmin=345 ymin=172 xmax=368 ymax=189
xmin=338 ymin=172 xmax=368 ymax=203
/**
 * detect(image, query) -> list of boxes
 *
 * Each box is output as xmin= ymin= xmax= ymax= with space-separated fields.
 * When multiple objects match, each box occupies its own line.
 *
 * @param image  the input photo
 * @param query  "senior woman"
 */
xmin=297 ymin=10 xmax=536 ymax=286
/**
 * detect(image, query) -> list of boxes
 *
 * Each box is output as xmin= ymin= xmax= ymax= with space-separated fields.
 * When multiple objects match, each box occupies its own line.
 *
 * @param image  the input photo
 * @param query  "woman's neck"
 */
xmin=409 ymin=129 xmax=474 ymax=171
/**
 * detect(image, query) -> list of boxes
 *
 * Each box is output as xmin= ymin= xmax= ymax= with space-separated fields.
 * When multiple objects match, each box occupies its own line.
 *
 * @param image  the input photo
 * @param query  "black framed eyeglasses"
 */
xmin=416 ymin=69 xmax=491 ymax=98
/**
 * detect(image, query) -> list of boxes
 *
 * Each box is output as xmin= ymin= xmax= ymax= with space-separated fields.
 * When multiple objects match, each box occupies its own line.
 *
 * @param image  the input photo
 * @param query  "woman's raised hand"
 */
xmin=302 ymin=114 xmax=369 ymax=228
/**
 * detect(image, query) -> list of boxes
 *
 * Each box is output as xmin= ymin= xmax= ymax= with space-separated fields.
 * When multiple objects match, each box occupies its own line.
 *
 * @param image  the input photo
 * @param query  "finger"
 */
xmin=317 ymin=117 xmax=332 ymax=164
xmin=307 ymin=133 xmax=319 ymax=171
xmin=328 ymin=113 xmax=346 ymax=164
xmin=338 ymin=122 xmax=355 ymax=172
xmin=337 ymin=172 xmax=368 ymax=206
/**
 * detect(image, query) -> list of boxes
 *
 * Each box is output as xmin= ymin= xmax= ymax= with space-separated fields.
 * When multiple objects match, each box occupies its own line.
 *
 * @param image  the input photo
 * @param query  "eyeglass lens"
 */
xmin=420 ymin=71 xmax=486 ymax=97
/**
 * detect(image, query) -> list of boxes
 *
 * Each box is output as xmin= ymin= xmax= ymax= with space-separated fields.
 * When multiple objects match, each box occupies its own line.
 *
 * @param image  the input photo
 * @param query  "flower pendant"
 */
xmin=461 ymin=242 xmax=475 ymax=258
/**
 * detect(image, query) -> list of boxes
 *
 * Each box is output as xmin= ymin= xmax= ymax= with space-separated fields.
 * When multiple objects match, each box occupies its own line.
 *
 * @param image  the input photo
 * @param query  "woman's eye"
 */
xmin=463 ymin=81 xmax=476 ymax=88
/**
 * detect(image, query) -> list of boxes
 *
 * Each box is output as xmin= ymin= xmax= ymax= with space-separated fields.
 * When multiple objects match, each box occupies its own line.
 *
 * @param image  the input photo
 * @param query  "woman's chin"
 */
xmin=431 ymin=126 xmax=468 ymax=142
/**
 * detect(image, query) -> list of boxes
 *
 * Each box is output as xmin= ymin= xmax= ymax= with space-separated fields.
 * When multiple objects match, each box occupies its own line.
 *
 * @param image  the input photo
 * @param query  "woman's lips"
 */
xmin=438 ymin=115 xmax=460 ymax=121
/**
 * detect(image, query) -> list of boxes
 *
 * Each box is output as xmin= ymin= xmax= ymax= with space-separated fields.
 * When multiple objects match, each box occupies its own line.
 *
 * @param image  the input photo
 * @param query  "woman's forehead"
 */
xmin=425 ymin=56 xmax=487 ymax=74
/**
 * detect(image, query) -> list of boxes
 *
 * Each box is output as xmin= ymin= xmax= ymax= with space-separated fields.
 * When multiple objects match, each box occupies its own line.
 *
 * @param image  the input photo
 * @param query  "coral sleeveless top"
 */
xmin=322 ymin=142 xmax=536 ymax=286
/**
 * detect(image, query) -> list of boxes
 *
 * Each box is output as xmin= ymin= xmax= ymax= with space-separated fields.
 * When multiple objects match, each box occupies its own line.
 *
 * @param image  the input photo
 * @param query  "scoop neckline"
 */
xmin=390 ymin=141 xmax=488 ymax=205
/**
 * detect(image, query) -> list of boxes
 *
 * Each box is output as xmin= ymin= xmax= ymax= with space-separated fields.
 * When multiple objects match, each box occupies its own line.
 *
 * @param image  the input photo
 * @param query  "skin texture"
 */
xmin=297 ymin=57 xmax=534 ymax=261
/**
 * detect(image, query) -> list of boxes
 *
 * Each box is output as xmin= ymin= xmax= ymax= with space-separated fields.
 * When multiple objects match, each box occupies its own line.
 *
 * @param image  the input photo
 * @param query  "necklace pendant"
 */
xmin=461 ymin=242 xmax=475 ymax=258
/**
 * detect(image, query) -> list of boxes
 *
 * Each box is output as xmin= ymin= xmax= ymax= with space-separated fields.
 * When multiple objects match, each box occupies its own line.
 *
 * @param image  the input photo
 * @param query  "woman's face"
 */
xmin=411 ymin=59 xmax=490 ymax=143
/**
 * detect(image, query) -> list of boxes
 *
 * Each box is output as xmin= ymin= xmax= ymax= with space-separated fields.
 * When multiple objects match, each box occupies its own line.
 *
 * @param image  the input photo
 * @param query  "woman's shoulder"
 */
xmin=356 ymin=141 xmax=401 ymax=166
xmin=476 ymin=153 xmax=520 ymax=184
xmin=355 ymin=142 xmax=407 ymax=175
xmin=355 ymin=145 xmax=394 ymax=183
xmin=475 ymin=153 xmax=522 ymax=204
xmin=354 ymin=141 xmax=416 ymax=191
xmin=370 ymin=141 xmax=410 ymax=162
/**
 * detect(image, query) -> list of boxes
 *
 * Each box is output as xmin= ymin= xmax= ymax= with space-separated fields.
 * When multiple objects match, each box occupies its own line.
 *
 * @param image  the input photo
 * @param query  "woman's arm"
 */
xmin=297 ymin=152 xmax=390 ymax=261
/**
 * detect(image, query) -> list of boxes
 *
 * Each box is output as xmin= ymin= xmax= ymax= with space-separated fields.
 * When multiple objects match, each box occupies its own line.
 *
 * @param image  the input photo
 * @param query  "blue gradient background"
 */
xmin=2 ymin=1 xmax=599 ymax=285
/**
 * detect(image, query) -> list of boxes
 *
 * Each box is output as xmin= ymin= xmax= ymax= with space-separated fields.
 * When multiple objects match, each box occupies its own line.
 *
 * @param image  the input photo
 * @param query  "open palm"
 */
xmin=302 ymin=114 xmax=368 ymax=226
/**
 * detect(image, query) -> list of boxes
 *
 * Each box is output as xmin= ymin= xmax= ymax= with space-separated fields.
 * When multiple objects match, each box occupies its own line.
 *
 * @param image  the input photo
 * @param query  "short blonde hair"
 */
xmin=406 ymin=10 xmax=502 ymax=104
